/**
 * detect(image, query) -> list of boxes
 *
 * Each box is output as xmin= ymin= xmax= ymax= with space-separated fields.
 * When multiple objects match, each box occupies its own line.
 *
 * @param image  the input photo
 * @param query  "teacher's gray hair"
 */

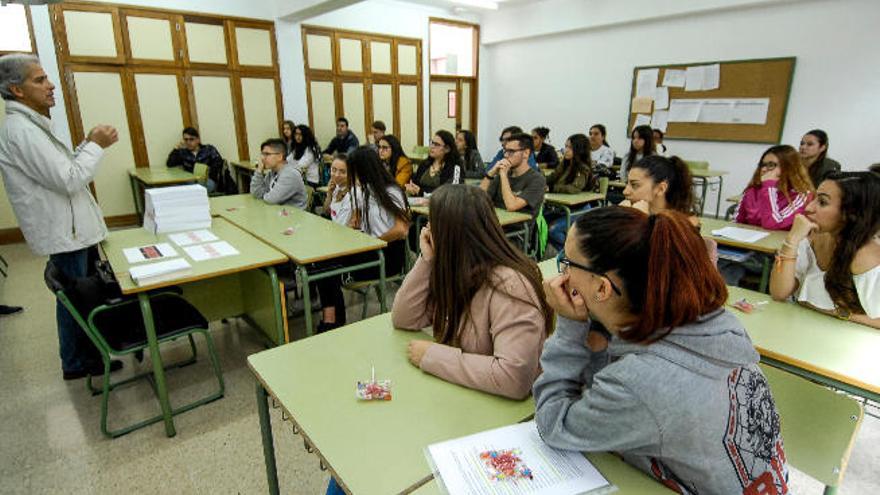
xmin=0 ymin=54 xmax=41 ymax=101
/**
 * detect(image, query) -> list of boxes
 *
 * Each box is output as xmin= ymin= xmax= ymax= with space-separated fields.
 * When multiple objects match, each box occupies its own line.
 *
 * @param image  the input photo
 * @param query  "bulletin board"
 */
xmin=626 ymin=57 xmax=796 ymax=144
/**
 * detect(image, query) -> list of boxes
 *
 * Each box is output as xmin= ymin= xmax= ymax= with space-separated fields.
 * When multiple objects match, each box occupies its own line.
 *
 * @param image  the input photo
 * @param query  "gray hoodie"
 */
xmin=534 ymin=311 xmax=789 ymax=495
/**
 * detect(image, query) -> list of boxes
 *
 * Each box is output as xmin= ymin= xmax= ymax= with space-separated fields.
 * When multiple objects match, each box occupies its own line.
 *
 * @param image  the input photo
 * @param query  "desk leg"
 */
xmin=759 ymin=255 xmax=771 ymax=294
xmin=266 ymin=266 xmax=286 ymax=345
xmin=256 ymin=383 xmax=280 ymax=495
xmin=378 ymin=250 xmax=387 ymax=313
xmin=130 ymin=175 xmax=144 ymax=223
xmin=715 ymin=176 xmax=724 ymax=219
xmin=699 ymin=177 xmax=709 ymax=216
xmin=298 ymin=265 xmax=314 ymax=337
xmin=138 ymin=293 xmax=175 ymax=437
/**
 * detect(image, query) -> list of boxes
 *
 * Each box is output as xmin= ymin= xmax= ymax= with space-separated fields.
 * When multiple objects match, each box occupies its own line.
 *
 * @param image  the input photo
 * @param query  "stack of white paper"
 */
xmin=183 ymin=241 xmax=239 ymax=261
xmin=143 ymin=185 xmax=211 ymax=234
xmin=129 ymin=258 xmax=191 ymax=286
xmin=711 ymin=226 xmax=769 ymax=243
xmin=426 ymin=421 xmax=612 ymax=495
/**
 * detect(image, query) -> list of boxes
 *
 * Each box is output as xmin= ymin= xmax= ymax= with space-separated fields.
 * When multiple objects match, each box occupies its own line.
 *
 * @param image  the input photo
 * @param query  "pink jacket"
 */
xmin=391 ymin=257 xmax=547 ymax=400
xmin=735 ymin=179 xmax=810 ymax=231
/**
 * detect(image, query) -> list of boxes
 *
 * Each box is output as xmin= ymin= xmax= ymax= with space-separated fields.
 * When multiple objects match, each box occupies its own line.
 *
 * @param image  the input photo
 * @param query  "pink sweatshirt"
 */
xmin=734 ymin=179 xmax=810 ymax=231
xmin=391 ymin=257 xmax=547 ymax=400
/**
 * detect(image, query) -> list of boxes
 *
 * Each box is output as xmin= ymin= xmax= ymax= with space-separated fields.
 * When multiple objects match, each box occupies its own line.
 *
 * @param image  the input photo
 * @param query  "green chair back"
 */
xmin=193 ymin=162 xmax=209 ymax=185
xmin=305 ymin=185 xmax=314 ymax=210
xmin=598 ymin=176 xmax=609 ymax=196
xmin=411 ymin=145 xmax=429 ymax=161
xmin=684 ymin=160 xmax=709 ymax=171
xmin=760 ymin=363 xmax=863 ymax=489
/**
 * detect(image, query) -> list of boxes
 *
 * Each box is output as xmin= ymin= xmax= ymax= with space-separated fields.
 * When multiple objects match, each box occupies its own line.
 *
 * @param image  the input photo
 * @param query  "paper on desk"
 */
xmin=662 ymin=69 xmax=686 ymax=87
xmin=426 ymin=421 xmax=612 ymax=495
xmin=123 ymin=243 xmax=178 ymax=264
xmin=711 ymin=226 xmax=769 ymax=243
xmin=183 ymin=241 xmax=239 ymax=261
xmin=635 ymin=68 xmax=658 ymax=98
xmin=168 ymin=229 xmax=219 ymax=246
xmin=129 ymin=257 xmax=191 ymax=286
xmin=630 ymin=96 xmax=653 ymax=114
xmin=653 ymin=86 xmax=669 ymax=110
xmin=633 ymin=114 xmax=652 ymax=129
xmin=651 ymin=110 xmax=669 ymax=133
xmin=668 ymin=99 xmax=703 ymax=122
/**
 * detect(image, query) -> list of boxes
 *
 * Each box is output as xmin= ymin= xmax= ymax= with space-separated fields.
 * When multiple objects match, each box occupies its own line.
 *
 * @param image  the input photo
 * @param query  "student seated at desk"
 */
xmin=250 ymin=138 xmax=307 ymax=208
xmin=392 ymin=185 xmax=552 ymax=399
xmin=546 ymin=134 xmax=597 ymax=252
xmin=487 ymin=126 xmax=538 ymax=171
xmin=620 ymin=125 xmax=656 ymax=181
xmin=289 ymin=124 xmax=322 ymax=189
xmin=800 ymin=129 xmax=841 ymax=188
xmin=456 ymin=129 xmax=484 ymax=179
xmin=405 ymin=130 xmax=461 ymax=197
xmin=535 ymin=207 xmax=789 ymax=495
xmin=166 ymin=126 xmax=224 ymax=192
xmin=480 ymin=132 xmax=546 ymax=218
xmin=532 ymin=126 xmax=559 ymax=170
xmin=376 ymin=134 xmax=412 ymax=188
xmin=280 ymin=119 xmax=295 ymax=155
xmin=652 ymin=128 xmax=668 ymax=156
xmin=322 ymin=153 xmax=351 ymax=225
xmin=620 ymin=155 xmax=718 ymax=264
xmin=770 ymin=171 xmax=880 ymax=329
xmin=315 ymin=147 xmax=410 ymax=332
xmin=322 ymin=117 xmax=359 ymax=159
xmin=588 ymin=124 xmax=614 ymax=174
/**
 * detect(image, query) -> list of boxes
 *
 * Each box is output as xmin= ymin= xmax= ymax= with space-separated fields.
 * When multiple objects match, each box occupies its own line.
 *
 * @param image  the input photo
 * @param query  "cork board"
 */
xmin=627 ymin=57 xmax=796 ymax=144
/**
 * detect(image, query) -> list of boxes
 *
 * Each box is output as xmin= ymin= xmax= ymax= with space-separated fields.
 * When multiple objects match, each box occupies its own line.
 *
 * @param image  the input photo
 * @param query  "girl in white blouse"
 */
xmin=770 ymin=171 xmax=880 ymax=328
xmin=289 ymin=124 xmax=322 ymax=188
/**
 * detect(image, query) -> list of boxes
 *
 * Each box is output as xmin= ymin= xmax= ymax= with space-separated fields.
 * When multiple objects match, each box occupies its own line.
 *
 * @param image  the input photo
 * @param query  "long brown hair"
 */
xmin=748 ymin=145 xmax=812 ymax=201
xmin=824 ymin=171 xmax=880 ymax=315
xmin=631 ymin=155 xmax=696 ymax=215
xmin=427 ymin=185 xmax=552 ymax=345
xmin=571 ymin=207 xmax=727 ymax=343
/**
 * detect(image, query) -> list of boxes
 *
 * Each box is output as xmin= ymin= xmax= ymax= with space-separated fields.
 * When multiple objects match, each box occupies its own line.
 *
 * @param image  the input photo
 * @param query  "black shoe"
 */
xmin=0 ymin=305 xmax=23 ymax=316
xmin=63 ymin=360 xmax=123 ymax=380
xmin=316 ymin=321 xmax=341 ymax=334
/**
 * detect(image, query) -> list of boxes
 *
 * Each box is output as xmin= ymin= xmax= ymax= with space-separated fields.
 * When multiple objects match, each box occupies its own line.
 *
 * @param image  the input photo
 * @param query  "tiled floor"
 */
xmin=0 ymin=241 xmax=877 ymax=494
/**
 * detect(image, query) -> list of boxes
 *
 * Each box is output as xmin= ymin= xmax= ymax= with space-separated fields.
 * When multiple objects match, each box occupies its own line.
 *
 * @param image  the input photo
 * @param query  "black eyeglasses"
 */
xmin=502 ymin=147 xmax=523 ymax=157
xmin=556 ymin=253 xmax=622 ymax=296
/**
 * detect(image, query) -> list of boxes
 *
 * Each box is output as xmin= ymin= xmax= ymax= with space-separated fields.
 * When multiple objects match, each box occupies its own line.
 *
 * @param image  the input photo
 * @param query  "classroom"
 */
xmin=0 ymin=0 xmax=878 ymax=493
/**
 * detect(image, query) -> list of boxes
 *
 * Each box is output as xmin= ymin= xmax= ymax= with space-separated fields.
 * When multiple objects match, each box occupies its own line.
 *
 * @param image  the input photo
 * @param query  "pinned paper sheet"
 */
xmin=668 ymin=99 xmax=703 ymax=122
xmin=685 ymin=64 xmax=721 ymax=91
xmin=711 ymin=226 xmax=769 ymax=243
xmin=633 ymin=114 xmax=652 ymax=129
xmin=654 ymin=86 xmax=669 ymax=110
xmin=685 ymin=66 xmax=705 ymax=91
xmin=698 ymin=99 xmax=736 ymax=124
xmin=123 ymin=243 xmax=178 ymax=264
xmin=731 ymin=98 xmax=770 ymax=124
xmin=662 ymin=69 xmax=686 ymax=88
xmin=630 ymin=96 xmax=653 ymax=114
xmin=651 ymin=110 xmax=669 ymax=133
xmin=703 ymin=63 xmax=720 ymax=90
xmin=168 ymin=229 xmax=219 ymax=247
xmin=426 ymin=421 xmax=611 ymax=495
xmin=635 ymin=68 xmax=659 ymax=98
xmin=183 ymin=241 xmax=239 ymax=261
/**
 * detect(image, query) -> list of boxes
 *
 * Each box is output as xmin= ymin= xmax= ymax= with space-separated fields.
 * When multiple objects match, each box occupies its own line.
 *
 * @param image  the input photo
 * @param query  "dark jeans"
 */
xmin=49 ymin=246 xmax=101 ymax=372
xmin=314 ymin=240 xmax=406 ymax=326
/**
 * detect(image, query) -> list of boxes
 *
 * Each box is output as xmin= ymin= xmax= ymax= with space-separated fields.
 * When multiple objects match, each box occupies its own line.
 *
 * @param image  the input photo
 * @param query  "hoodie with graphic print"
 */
xmin=533 ymin=312 xmax=789 ymax=495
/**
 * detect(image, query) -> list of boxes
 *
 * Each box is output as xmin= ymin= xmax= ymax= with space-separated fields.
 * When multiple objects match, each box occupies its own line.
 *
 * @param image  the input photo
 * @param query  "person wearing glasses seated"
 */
xmin=486 ymin=126 xmax=538 ymax=172
xmin=535 ymin=207 xmax=789 ymax=495
xmin=480 ymin=132 xmax=546 ymax=218
xmin=405 ymin=130 xmax=462 ymax=197
xmin=250 ymin=138 xmax=307 ymax=208
xmin=377 ymin=134 xmax=412 ymax=188
xmin=770 ymin=171 xmax=880 ymax=329
xmin=166 ymin=126 xmax=224 ymax=192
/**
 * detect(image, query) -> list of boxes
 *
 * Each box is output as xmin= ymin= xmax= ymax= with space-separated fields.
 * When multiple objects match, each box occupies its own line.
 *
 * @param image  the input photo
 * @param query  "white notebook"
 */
xmin=710 ymin=226 xmax=769 ymax=244
xmin=129 ymin=258 xmax=191 ymax=286
xmin=426 ymin=421 xmax=613 ymax=495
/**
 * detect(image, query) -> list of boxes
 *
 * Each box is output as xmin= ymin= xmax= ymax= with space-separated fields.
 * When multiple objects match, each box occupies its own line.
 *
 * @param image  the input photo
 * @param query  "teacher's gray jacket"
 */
xmin=0 ymin=100 xmax=108 ymax=256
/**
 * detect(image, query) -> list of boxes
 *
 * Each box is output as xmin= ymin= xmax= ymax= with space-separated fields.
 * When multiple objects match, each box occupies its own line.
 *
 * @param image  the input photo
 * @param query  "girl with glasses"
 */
xmin=376 ymin=134 xmax=412 ymax=188
xmin=392 ymin=184 xmax=552 ymax=398
xmin=734 ymin=145 xmax=812 ymax=230
xmin=405 ymin=130 xmax=462 ymax=197
xmin=536 ymin=206 xmax=789 ymax=494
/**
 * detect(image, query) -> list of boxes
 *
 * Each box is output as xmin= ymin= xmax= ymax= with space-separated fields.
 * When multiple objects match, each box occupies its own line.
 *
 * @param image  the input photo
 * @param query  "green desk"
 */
xmin=211 ymin=194 xmax=388 ymax=336
xmin=544 ymin=191 xmax=606 ymax=232
xmin=700 ymin=217 xmax=787 ymax=292
xmin=608 ymin=179 xmax=626 ymax=189
xmin=232 ymin=160 xmax=257 ymax=193
xmin=691 ymin=169 xmax=728 ymax=218
xmin=128 ymin=167 xmax=197 ymax=222
xmin=410 ymin=204 xmax=532 ymax=253
xmin=728 ymin=286 xmax=880 ymax=403
xmin=102 ymin=217 xmax=288 ymax=437
xmin=249 ymin=313 xmax=535 ymax=495
xmin=464 ymin=177 xmax=481 ymax=186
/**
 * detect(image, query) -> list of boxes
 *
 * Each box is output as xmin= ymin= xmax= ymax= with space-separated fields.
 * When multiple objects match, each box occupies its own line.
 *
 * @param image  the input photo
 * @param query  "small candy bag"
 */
xmin=480 ymin=449 xmax=533 ymax=482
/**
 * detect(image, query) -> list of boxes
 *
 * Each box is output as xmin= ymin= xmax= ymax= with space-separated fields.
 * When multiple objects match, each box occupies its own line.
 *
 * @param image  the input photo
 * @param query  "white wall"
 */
xmin=477 ymin=0 xmax=880 ymax=210
xmin=276 ymin=0 xmax=479 ymax=144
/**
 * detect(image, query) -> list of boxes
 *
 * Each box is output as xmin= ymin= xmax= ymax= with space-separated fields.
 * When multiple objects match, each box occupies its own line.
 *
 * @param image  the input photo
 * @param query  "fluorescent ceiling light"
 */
xmin=451 ymin=0 xmax=498 ymax=10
